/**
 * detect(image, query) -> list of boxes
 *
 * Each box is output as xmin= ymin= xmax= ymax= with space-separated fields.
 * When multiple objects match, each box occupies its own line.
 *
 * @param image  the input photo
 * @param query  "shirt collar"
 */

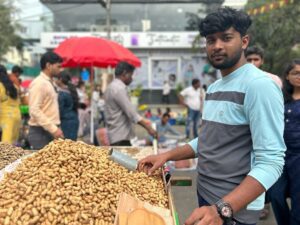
xmin=114 ymin=78 xmax=127 ymax=88
xmin=40 ymin=72 xmax=52 ymax=81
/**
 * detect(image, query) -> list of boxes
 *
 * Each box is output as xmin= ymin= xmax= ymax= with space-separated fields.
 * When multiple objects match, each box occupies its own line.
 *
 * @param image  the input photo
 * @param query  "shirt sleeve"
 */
xmin=188 ymin=138 xmax=199 ymax=158
xmin=244 ymin=77 xmax=286 ymax=190
xmin=180 ymin=87 xmax=188 ymax=97
xmin=29 ymin=83 xmax=58 ymax=134
xmin=166 ymin=123 xmax=181 ymax=136
xmin=113 ymin=88 xmax=142 ymax=123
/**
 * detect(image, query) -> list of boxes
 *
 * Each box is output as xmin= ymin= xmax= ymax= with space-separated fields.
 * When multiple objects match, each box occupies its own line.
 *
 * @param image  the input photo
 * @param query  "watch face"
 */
xmin=221 ymin=206 xmax=232 ymax=218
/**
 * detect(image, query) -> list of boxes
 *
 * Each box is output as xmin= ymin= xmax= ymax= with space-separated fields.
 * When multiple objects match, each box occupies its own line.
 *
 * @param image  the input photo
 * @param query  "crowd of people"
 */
xmin=0 ymin=6 xmax=299 ymax=225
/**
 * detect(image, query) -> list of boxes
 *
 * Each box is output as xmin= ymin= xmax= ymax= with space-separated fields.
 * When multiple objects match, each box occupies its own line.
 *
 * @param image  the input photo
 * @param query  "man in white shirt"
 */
xmin=162 ymin=80 xmax=171 ymax=104
xmin=179 ymin=79 xmax=203 ymax=139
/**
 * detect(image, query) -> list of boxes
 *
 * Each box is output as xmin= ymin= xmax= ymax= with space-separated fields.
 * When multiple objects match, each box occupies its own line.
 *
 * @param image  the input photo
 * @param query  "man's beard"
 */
xmin=208 ymin=48 xmax=243 ymax=70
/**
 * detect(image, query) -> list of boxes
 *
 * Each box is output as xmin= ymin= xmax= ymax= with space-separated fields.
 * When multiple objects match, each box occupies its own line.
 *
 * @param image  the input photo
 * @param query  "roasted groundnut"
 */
xmin=0 ymin=143 xmax=25 ymax=170
xmin=0 ymin=140 xmax=168 ymax=225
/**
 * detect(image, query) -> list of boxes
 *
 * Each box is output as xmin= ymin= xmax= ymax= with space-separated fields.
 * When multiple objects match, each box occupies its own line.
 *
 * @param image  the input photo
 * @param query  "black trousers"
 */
xmin=110 ymin=140 xmax=131 ymax=146
xmin=28 ymin=126 xmax=54 ymax=150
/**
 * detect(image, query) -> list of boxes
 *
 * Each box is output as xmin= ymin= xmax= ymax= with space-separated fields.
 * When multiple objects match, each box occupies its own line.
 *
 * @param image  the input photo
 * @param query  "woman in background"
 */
xmin=56 ymin=71 xmax=79 ymax=140
xmin=269 ymin=59 xmax=300 ymax=225
xmin=0 ymin=65 xmax=21 ymax=144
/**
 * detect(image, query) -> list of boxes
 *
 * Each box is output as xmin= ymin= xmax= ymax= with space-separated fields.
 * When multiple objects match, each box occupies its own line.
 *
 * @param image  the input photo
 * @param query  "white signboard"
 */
xmin=41 ymin=32 xmax=205 ymax=49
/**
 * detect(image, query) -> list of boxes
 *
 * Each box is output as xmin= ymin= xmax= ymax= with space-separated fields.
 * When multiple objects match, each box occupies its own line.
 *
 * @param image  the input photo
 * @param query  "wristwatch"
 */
xmin=215 ymin=199 xmax=233 ymax=225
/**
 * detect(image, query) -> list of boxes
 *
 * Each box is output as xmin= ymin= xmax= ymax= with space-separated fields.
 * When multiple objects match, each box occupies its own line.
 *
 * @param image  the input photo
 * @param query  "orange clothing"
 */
xmin=0 ymin=83 xmax=21 ymax=144
xmin=28 ymin=72 xmax=60 ymax=134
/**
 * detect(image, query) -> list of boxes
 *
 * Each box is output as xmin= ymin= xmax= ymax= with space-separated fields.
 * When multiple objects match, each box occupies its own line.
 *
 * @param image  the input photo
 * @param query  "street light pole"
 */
xmin=106 ymin=0 xmax=111 ymax=40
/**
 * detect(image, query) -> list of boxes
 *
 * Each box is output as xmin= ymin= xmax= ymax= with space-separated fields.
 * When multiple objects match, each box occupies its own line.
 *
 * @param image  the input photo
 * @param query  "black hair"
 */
xmin=162 ymin=112 xmax=170 ymax=119
xmin=115 ymin=61 xmax=135 ymax=77
xmin=245 ymin=46 xmax=264 ymax=59
xmin=59 ymin=71 xmax=79 ymax=111
xmin=77 ymin=81 xmax=85 ymax=88
xmin=40 ymin=51 xmax=63 ymax=70
xmin=282 ymin=59 xmax=300 ymax=104
xmin=192 ymin=79 xmax=200 ymax=86
xmin=199 ymin=7 xmax=252 ymax=37
xmin=0 ymin=65 xmax=18 ymax=99
xmin=12 ymin=65 xmax=23 ymax=74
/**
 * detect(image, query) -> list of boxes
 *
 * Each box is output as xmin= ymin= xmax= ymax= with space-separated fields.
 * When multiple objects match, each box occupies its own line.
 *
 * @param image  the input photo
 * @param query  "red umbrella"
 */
xmin=54 ymin=37 xmax=141 ymax=68
xmin=21 ymin=79 xmax=32 ymax=89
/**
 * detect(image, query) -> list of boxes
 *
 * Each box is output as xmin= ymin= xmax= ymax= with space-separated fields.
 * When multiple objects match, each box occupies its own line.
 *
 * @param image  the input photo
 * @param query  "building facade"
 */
xmin=39 ymin=1 xmax=224 ymax=103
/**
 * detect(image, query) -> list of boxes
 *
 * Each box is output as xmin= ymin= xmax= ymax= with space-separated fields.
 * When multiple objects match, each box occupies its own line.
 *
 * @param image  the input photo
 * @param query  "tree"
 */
xmin=245 ymin=0 xmax=300 ymax=74
xmin=0 ymin=0 xmax=21 ymax=59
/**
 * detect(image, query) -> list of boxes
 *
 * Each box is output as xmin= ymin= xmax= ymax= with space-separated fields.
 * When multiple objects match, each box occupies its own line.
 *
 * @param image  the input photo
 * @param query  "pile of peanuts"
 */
xmin=0 ymin=140 xmax=168 ymax=225
xmin=0 ymin=143 xmax=25 ymax=170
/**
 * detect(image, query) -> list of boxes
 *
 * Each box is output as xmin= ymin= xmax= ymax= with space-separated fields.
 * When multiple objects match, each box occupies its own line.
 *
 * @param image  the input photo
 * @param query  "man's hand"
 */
xmin=137 ymin=154 xmax=168 ymax=175
xmin=53 ymin=128 xmax=64 ymax=139
xmin=184 ymin=206 xmax=223 ymax=225
xmin=147 ymin=127 xmax=158 ymax=138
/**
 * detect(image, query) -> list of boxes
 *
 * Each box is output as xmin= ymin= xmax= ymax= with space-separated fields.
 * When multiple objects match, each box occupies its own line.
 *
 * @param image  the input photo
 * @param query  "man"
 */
xmin=179 ymin=78 xmax=203 ymax=139
xmin=162 ymin=80 xmax=171 ymax=104
xmin=148 ymin=112 xmax=181 ymax=145
xmin=9 ymin=65 xmax=23 ymax=88
xmin=104 ymin=61 xmax=157 ymax=146
xmin=28 ymin=52 xmax=64 ymax=150
xmin=138 ymin=7 xmax=285 ymax=225
xmin=245 ymin=46 xmax=282 ymax=87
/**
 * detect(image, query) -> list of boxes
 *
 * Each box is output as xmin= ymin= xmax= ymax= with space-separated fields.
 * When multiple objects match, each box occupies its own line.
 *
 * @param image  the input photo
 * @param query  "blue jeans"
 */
xmin=269 ymin=152 xmax=300 ymax=225
xmin=268 ymin=167 xmax=290 ymax=225
xmin=186 ymin=108 xmax=201 ymax=138
xmin=197 ymin=194 xmax=256 ymax=225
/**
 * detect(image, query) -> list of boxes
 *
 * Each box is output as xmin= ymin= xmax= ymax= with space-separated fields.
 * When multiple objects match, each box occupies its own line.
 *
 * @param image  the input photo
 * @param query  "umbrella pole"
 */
xmin=90 ymin=66 xmax=95 ymax=144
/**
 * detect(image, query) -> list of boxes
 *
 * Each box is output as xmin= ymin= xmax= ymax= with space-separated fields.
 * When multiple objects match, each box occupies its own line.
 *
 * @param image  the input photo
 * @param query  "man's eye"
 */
xmin=206 ymin=39 xmax=214 ymax=44
xmin=224 ymin=36 xmax=232 ymax=41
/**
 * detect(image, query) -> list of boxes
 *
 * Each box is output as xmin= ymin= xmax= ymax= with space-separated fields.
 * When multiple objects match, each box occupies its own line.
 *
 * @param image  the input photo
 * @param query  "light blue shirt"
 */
xmin=187 ymin=63 xmax=286 ymax=223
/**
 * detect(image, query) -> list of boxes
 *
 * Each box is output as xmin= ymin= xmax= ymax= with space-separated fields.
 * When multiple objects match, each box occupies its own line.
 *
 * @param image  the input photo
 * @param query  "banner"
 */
xmin=247 ymin=0 xmax=294 ymax=16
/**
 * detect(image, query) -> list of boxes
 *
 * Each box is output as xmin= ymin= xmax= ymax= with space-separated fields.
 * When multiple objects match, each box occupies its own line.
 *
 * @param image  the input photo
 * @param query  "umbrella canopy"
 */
xmin=54 ymin=37 xmax=141 ymax=68
xmin=21 ymin=79 xmax=32 ymax=89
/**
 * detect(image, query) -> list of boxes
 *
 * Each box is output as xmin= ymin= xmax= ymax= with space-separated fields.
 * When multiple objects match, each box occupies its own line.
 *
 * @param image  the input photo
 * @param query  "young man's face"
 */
xmin=205 ymin=27 xmax=249 ymax=70
xmin=123 ymin=71 xmax=134 ymax=86
xmin=246 ymin=54 xmax=263 ymax=68
xmin=47 ymin=62 xmax=62 ymax=77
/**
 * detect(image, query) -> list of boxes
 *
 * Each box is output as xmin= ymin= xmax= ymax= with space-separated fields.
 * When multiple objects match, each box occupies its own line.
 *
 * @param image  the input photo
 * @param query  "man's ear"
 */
xmin=241 ymin=35 xmax=250 ymax=50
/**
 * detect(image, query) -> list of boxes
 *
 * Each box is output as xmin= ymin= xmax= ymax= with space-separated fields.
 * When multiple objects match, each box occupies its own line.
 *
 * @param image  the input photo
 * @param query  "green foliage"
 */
xmin=0 ymin=0 xmax=21 ymax=59
xmin=131 ymin=84 xmax=143 ymax=97
xmin=175 ymin=83 xmax=183 ymax=95
xmin=245 ymin=1 xmax=300 ymax=75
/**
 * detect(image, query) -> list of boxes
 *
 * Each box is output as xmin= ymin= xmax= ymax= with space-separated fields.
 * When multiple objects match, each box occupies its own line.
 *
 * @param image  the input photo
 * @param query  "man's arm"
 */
xmin=138 ymin=138 xmax=198 ymax=175
xmin=113 ymin=88 xmax=156 ymax=136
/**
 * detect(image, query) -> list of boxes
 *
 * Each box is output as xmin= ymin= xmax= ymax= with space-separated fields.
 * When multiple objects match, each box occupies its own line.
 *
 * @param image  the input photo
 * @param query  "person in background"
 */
xmin=77 ymin=81 xmax=90 ymax=137
xmin=28 ymin=52 xmax=64 ymax=150
xmin=138 ymin=7 xmax=285 ymax=225
xmin=162 ymin=80 xmax=171 ymax=104
xmin=98 ymin=91 xmax=106 ymax=126
xmin=9 ymin=65 xmax=23 ymax=89
xmin=56 ymin=71 xmax=79 ymax=141
xmin=179 ymin=79 xmax=203 ymax=139
xmin=268 ymin=59 xmax=300 ymax=225
xmin=151 ymin=112 xmax=181 ymax=144
xmin=144 ymin=109 xmax=152 ymax=119
xmin=104 ymin=61 xmax=157 ymax=146
xmin=0 ymin=65 xmax=21 ymax=144
xmin=157 ymin=108 xmax=162 ymax=118
xmin=245 ymin=46 xmax=282 ymax=88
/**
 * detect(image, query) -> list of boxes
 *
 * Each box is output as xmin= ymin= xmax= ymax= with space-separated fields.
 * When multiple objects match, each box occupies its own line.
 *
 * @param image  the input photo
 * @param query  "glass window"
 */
xmin=47 ymin=3 xmax=206 ymax=31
